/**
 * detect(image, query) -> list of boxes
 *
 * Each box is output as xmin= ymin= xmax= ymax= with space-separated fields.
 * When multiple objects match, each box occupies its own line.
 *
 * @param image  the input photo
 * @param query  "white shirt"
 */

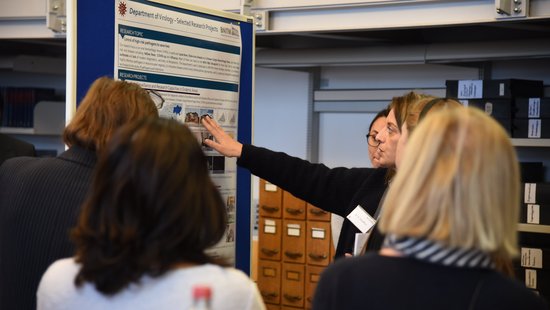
xmin=37 ymin=258 xmax=266 ymax=310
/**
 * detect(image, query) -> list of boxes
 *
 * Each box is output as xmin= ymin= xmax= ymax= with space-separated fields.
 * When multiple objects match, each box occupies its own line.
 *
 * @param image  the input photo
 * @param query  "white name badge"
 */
xmin=346 ymin=205 xmax=376 ymax=234
xmin=353 ymin=232 xmax=370 ymax=256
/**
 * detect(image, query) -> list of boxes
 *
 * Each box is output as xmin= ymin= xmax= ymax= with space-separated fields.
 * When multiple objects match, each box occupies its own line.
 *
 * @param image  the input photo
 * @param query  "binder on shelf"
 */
xmin=445 ymin=79 xmax=543 ymax=99
xmin=520 ymin=162 xmax=545 ymax=183
xmin=513 ymin=118 xmax=550 ymax=139
xmin=523 ymin=183 xmax=550 ymax=205
xmin=520 ymin=204 xmax=550 ymax=226
xmin=516 ymin=98 xmax=550 ymax=118
xmin=463 ymin=99 xmax=514 ymax=118
xmin=520 ymin=247 xmax=550 ymax=269
xmin=514 ymin=267 xmax=550 ymax=298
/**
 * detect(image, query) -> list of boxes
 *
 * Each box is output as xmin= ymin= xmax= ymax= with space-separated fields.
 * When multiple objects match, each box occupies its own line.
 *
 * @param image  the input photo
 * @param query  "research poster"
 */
xmin=114 ymin=0 xmax=242 ymax=264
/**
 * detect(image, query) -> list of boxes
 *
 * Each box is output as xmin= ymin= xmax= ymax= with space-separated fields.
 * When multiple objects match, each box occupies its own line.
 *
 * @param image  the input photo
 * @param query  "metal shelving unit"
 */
xmin=512 ymin=139 xmax=550 ymax=148
xmin=518 ymin=224 xmax=550 ymax=234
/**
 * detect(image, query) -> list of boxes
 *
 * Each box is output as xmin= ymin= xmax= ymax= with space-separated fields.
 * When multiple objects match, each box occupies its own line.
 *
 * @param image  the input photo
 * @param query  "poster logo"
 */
xmin=118 ymin=1 xmax=127 ymax=17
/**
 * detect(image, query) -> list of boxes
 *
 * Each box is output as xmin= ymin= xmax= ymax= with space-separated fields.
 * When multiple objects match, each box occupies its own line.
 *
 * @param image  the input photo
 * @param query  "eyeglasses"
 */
xmin=146 ymin=89 xmax=165 ymax=109
xmin=365 ymin=133 xmax=380 ymax=147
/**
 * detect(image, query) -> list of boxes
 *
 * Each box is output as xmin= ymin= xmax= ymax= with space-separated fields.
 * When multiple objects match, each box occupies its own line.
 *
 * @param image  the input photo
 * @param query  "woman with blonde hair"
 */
xmin=313 ymin=107 xmax=547 ymax=309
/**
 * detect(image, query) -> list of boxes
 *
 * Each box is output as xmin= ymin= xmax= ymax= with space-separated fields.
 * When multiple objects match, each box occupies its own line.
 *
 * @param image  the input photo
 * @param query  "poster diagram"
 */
xmin=114 ymin=0 xmax=242 ymax=263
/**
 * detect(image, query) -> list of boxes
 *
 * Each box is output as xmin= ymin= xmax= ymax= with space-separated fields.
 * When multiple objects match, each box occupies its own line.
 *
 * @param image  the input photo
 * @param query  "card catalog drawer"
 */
xmin=305 ymin=265 xmax=325 ymax=309
xmin=282 ymin=263 xmax=305 ymax=308
xmin=306 ymin=221 xmax=331 ymax=266
xmin=307 ymin=203 xmax=330 ymax=222
xmin=260 ymin=179 xmax=282 ymax=218
xmin=283 ymin=191 xmax=306 ymax=220
xmin=282 ymin=220 xmax=306 ymax=264
xmin=259 ymin=218 xmax=282 ymax=261
xmin=258 ymin=260 xmax=281 ymax=305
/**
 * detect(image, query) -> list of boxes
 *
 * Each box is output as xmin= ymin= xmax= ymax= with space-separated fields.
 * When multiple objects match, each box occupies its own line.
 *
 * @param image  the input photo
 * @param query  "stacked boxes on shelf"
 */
xmin=256 ymin=179 xmax=333 ymax=310
xmin=517 ymin=183 xmax=550 ymax=300
xmin=514 ymin=97 xmax=550 ymax=139
xmin=521 ymin=183 xmax=550 ymax=226
xmin=445 ymin=79 xmax=544 ymax=137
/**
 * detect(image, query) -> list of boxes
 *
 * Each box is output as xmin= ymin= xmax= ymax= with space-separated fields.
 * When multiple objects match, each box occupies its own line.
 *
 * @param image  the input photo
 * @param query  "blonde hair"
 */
xmin=63 ymin=77 xmax=159 ymax=152
xmin=379 ymin=107 xmax=520 ymax=259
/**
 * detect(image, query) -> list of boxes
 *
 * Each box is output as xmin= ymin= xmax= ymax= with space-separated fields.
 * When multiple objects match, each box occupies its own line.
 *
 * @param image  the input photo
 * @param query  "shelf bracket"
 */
xmin=495 ymin=0 xmax=529 ymax=19
xmin=47 ymin=0 xmax=67 ymax=33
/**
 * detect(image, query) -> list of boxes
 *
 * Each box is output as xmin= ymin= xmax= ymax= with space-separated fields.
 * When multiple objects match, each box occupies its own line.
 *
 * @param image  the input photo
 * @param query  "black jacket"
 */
xmin=0 ymin=146 xmax=96 ymax=310
xmin=238 ymin=144 xmax=388 ymax=259
xmin=0 ymin=133 xmax=36 ymax=166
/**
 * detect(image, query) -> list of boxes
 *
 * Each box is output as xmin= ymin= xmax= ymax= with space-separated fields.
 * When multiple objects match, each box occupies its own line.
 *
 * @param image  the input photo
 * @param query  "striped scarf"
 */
xmin=383 ymin=234 xmax=495 ymax=269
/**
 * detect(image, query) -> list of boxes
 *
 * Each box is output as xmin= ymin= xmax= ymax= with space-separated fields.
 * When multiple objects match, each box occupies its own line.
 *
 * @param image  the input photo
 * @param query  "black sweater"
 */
xmin=238 ymin=144 xmax=388 ymax=258
xmin=313 ymin=253 xmax=548 ymax=310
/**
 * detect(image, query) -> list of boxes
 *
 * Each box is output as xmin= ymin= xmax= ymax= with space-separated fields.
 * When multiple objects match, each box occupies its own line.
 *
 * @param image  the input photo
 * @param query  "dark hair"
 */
xmin=71 ymin=117 xmax=227 ymax=295
xmin=63 ymin=77 xmax=159 ymax=152
xmin=368 ymin=106 xmax=390 ymax=133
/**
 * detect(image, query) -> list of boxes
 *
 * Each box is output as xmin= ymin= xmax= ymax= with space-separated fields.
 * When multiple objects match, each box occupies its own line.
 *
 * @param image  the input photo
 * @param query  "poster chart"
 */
xmin=114 ymin=0 xmax=245 ymax=264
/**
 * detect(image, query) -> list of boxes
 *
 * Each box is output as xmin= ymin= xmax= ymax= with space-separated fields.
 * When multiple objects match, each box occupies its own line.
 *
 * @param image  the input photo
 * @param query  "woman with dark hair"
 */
xmin=36 ymin=118 xmax=264 ymax=310
xmin=366 ymin=106 xmax=390 ymax=168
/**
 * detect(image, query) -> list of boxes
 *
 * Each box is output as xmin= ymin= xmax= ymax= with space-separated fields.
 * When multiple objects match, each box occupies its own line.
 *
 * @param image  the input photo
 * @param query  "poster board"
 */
xmin=74 ymin=0 xmax=254 ymax=273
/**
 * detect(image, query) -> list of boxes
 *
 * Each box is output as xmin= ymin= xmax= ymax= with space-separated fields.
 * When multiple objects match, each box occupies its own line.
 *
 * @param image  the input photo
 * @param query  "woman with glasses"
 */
xmin=201 ymin=91 xmax=431 ymax=259
xmin=0 ymin=77 xmax=159 ymax=310
xmin=366 ymin=107 xmax=390 ymax=168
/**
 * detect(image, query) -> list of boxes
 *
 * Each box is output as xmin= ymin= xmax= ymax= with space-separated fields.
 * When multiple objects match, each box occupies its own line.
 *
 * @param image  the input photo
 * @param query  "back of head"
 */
xmin=380 ymin=107 xmax=520 ymax=259
xmin=405 ymin=97 xmax=463 ymax=134
xmin=63 ymin=77 xmax=159 ymax=151
xmin=72 ymin=117 xmax=227 ymax=295
xmin=390 ymin=91 xmax=433 ymax=131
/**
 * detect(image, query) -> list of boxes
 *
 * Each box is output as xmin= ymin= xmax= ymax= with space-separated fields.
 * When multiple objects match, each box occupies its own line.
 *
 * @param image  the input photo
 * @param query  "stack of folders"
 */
xmin=445 ymin=79 xmax=544 ymax=137
xmin=516 ymin=247 xmax=550 ymax=299
xmin=514 ymin=98 xmax=550 ymax=139
xmin=521 ymin=183 xmax=550 ymax=225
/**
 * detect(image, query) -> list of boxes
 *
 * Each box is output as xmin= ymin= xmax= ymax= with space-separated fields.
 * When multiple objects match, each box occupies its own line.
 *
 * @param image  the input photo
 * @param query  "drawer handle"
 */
xmin=308 ymin=253 xmax=328 ymax=260
xmin=261 ymin=291 xmax=279 ymax=299
xmin=261 ymin=248 xmax=279 ymax=256
xmin=285 ymin=207 xmax=304 ymax=215
xmin=261 ymin=205 xmax=279 ymax=213
xmin=284 ymin=251 xmax=303 ymax=259
xmin=309 ymin=208 xmax=327 ymax=215
xmin=284 ymin=293 xmax=302 ymax=302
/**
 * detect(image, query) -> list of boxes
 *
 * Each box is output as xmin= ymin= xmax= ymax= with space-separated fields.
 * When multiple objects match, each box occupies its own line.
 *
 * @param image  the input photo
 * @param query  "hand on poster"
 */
xmin=201 ymin=116 xmax=242 ymax=158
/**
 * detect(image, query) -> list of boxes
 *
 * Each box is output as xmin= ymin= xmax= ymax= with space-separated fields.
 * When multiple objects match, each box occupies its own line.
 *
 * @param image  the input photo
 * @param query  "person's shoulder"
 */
xmin=480 ymin=271 xmax=548 ymax=309
xmin=198 ymin=264 xmax=255 ymax=284
xmin=44 ymin=258 xmax=80 ymax=277
xmin=38 ymin=258 xmax=80 ymax=292
xmin=322 ymin=252 xmax=384 ymax=278
xmin=0 ymin=155 xmax=40 ymax=174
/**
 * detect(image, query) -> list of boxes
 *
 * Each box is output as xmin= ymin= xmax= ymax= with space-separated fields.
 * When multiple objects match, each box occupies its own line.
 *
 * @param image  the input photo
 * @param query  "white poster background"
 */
xmin=114 ymin=0 xmax=242 ymax=264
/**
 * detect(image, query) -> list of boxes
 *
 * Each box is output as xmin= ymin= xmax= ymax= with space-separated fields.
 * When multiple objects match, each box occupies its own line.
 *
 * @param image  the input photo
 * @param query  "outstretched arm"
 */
xmin=201 ymin=115 xmax=243 ymax=158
